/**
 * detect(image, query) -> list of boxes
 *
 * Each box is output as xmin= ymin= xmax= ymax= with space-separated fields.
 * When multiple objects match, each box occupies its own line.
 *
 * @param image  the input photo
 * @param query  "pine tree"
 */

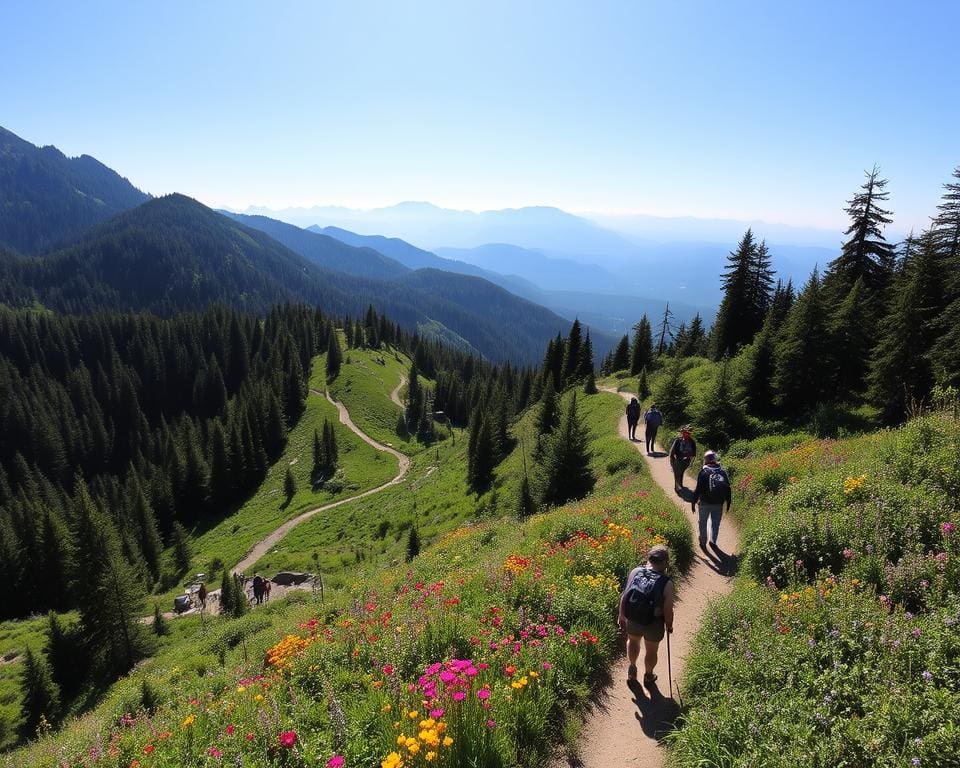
xmin=516 ymin=475 xmax=535 ymax=518
xmin=312 ymin=428 xmax=326 ymax=486
xmin=630 ymin=316 xmax=654 ymax=374
xmin=578 ymin=331 xmax=595 ymax=380
xmin=824 ymin=166 xmax=896 ymax=313
xmin=772 ymin=269 xmax=833 ymax=415
xmin=45 ymin=612 xmax=79 ymax=697
xmin=739 ymin=317 xmax=778 ymax=417
xmin=537 ymin=393 xmax=595 ymax=507
xmin=468 ymin=415 xmax=495 ymax=493
xmin=583 ymin=370 xmax=598 ymax=395
xmin=686 ymin=313 xmax=707 ymax=357
xmin=152 ymin=603 xmax=169 ymax=636
xmin=284 ymin=466 xmax=297 ymax=502
xmin=18 ymin=647 xmax=61 ymax=736
xmin=695 ymin=358 xmax=746 ymax=448
xmin=170 ymin=521 xmax=193 ymax=575
xmin=70 ymin=484 xmax=152 ymax=676
xmin=829 ymin=278 xmax=873 ymax=399
xmin=533 ymin=380 xmax=561 ymax=460
xmin=561 ymin=319 xmax=583 ymax=385
xmin=406 ymin=526 xmax=420 ymax=562
xmin=637 ymin=368 xmax=650 ymax=401
xmin=405 ymin=362 xmax=423 ymax=430
xmin=931 ymin=167 xmax=960 ymax=263
xmin=710 ymin=229 xmax=773 ymax=358
xmin=611 ymin=335 xmax=631 ymax=371
xmin=654 ymin=356 xmax=690 ymax=427
xmin=869 ymin=235 xmax=943 ymax=419
xmin=326 ymin=331 xmax=342 ymax=381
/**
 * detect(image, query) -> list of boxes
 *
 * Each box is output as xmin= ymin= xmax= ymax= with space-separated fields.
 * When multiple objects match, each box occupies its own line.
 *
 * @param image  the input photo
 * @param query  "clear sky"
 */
xmin=2 ymin=0 xmax=957 ymax=231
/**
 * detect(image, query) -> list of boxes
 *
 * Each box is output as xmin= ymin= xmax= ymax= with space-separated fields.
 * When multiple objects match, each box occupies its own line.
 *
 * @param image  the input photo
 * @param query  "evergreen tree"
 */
xmin=931 ymin=166 xmax=960 ymax=263
xmin=70 ymin=484 xmax=152 ymax=676
xmin=533 ymin=380 xmax=561 ymax=460
xmin=829 ymin=278 xmax=873 ymax=399
xmin=611 ymin=335 xmax=631 ymax=371
xmin=637 ymin=368 xmax=650 ymax=401
xmin=685 ymin=313 xmax=707 ymax=357
xmin=18 ymin=647 xmax=61 ymax=736
xmin=45 ymin=612 xmax=79 ymax=697
xmin=583 ymin=370 xmax=598 ymax=395
xmin=405 ymin=362 xmax=423 ymax=430
xmin=824 ymin=166 xmax=896 ymax=313
xmin=170 ymin=521 xmax=192 ymax=575
xmin=767 ymin=279 xmax=795 ymax=328
xmin=695 ymin=358 xmax=746 ymax=448
xmin=772 ymin=269 xmax=833 ymax=415
xmin=630 ymin=316 xmax=654 ymax=374
xmin=312 ymin=427 xmax=326 ymax=486
xmin=468 ymin=414 xmax=495 ymax=493
xmin=284 ymin=466 xmax=297 ymax=502
xmin=537 ymin=393 xmax=595 ymax=507
xmin=516 ymin=475 xmax=535 ymax=518
xmin=561 ymin=319 xmax=583 ymax=385
xmin=323 ymin=419 xmax=338 ymax=472
xmin=710 ymin=229 xmax=773 ymax=358
xmin=869 ymin=235 xmax=943 ymax=420
xmin=578 ymin=331 xmax=595 ymax=380
xmin=152 ymin=603 xmax=169 ymax=636
xmin=326 ymin=331 xmax=342 ymax=381
xmin=739 ymin=317 xmax=778 ymax=417
xmin=653 ymin=356 xmax=690 ymax=426
xmin=406 ymin=526 xmax=420 ymax=562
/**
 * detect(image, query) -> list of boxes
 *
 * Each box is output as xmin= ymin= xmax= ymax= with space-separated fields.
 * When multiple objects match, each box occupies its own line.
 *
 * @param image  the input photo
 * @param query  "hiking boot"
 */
xmin=627 ymin=664 xmax=638 ymax=680
xmin=643 ymin=672 xmax=657 ymax=686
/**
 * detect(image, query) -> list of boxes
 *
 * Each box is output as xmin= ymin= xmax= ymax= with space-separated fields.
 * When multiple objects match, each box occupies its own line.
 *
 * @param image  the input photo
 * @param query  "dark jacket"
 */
xmin=669 ymin=436 xmax=696 ymax=463
xmin=625 ymin=401 xmax=641 ymax=421
xmin=644 ymin=408 xmax=663 ymax=426
xmin=692 ymin=464 xmax=732 ymax=508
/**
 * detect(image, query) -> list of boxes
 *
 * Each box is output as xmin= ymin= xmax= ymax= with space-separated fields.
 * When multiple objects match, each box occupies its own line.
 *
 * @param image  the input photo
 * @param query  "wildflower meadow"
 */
xmin=11 ymin=485 xmax=690 ymax=768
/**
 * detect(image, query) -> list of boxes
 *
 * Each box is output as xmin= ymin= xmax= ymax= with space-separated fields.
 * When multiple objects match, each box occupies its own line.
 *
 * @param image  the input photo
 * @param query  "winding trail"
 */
xmin=232 ymin=389 xmax=410 ymax=576
xmin=555 ymin=388 xmax=741 ymax=768
xmin=390 ymin=375 xmax=407 ymax=409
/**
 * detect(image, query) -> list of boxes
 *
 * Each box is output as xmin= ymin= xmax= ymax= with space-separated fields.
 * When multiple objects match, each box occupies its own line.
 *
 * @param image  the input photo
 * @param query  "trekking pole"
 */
xmin=666 ymin=628 xmax=675 ymax=703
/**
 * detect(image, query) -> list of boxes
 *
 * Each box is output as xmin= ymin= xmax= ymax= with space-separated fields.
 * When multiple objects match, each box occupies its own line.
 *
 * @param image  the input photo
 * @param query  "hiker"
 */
xmin=197 ymin=582 xmax=207 ymax=609
xmin=618 ymin=544 xmax=675 ymax=685
xmin=252 ymin=574 xmax=264 ymax=605
xmin=668 ymin=427 xmax=697 ymax=492
xmin=625 ymin=397 xmax=641 ymax=441
xmin=643 ymin=403 xmax=663 ymax=455
xmin=691 ymin=450 xmax=732 ymax=548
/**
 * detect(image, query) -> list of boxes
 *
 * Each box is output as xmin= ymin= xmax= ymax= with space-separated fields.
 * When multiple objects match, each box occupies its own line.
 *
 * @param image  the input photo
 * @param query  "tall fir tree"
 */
xmin=611 ymin=335 xmax=630 ymax=371
xmin=18 ymin=647 xmax=61 ymax=736
xmin=694 ymin=357 xmax=746 ymax=448
xmin=537 ymin=393 xmax=595 ymax=507
xmin=829 ymin=278 xmax=873 ymax=399
xmin=561 ymin=319 xmax=583 ymax=385
xmin=824 ymin=167 xmax=896 ymax=314
xmin=326 ymin=331 xmax=343 ymax=381
xmin=653 ymin=355 xmax=690 ymax=427
xmin=630 ymin=316 xmax=654 ymax=374
xmin=868 ymin=235 xmax=943 ymax=419
xmin=772 ymin=269 xmax=833 ymax=414
xmin=710 ymin=229 xmax=773 ymax=358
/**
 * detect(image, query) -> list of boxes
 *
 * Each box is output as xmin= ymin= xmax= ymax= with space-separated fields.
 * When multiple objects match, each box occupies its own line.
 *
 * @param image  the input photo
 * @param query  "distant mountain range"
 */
xmin=239 ymin=201 xmax=841 ymax=307
xmin=0 ymin=126 xmax=149 ymax=254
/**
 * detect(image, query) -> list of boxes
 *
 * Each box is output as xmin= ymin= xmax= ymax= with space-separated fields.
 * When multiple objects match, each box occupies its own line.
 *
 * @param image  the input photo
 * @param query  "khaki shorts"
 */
xmin=625 ymin=618 xmax=665 ymax=642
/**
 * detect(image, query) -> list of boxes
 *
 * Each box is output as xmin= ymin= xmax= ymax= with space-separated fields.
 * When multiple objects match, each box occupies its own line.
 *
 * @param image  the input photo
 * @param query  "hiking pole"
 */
xmin=666 ymin=628 xmax=678 ymax=705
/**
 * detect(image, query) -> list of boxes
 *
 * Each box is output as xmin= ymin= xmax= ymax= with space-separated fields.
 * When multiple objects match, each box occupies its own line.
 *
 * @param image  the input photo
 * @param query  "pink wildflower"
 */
xmin=328 ymin=757 xmax=345 ymax=768
xmin=279 ymin=731 xmax=297 ymax=748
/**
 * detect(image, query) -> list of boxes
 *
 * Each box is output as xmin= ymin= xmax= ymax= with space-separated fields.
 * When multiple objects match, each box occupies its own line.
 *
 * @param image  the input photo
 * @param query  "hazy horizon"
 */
xmin=3 ymin=1 xmax=957 ymax=235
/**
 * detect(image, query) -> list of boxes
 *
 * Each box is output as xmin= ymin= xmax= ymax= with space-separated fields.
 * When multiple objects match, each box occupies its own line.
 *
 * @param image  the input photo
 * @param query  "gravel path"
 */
xmin=231 ymin=389 xmax=410 ymax=576
xmin=553 ymin=388 xmax=741 ymax=768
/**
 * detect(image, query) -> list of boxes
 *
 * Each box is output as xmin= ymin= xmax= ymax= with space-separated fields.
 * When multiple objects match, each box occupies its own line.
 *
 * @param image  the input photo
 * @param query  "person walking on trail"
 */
xmin=625 ymin=397 xmax=641 ymax=441
xmin=618 ymin=544 xmax=675 ymax=686
xmin=643 ymin=403 xmax=663 ymax=455
xmin=668 ymin=427 xmax=697 ymax=492
xmin=252 ymin=574 xmax=264 ymax=605
xmin=691 ymin=450 xmax=731 ymax=548
xmin=197 ymin=582 xmax=208 ymax=609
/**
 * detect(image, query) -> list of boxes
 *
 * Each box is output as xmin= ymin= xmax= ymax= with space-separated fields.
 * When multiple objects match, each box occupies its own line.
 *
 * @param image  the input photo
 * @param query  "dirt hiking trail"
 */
xmin=554 ymin=388 xmax=741 ymax=768
xmin=232 ymin=389 xmax=410 ymax=576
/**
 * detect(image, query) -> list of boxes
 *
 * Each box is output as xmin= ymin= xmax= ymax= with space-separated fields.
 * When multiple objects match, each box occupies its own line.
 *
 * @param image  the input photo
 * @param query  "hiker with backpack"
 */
xmin=643 ymin=403 xmax=663 ymax=455
xmin=618 ymin=544 xmax=675 ymax=686
xmin=625 ymin=397 xmax=641 ymax=441
xmin=691 ymin=450 xmax=732 ymax=548
xmin=668 ymin=427 xmax=697 ymax=492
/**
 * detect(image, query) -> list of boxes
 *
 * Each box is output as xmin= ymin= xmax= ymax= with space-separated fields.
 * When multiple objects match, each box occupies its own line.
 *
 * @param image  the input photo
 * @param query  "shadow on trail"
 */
xmin=627 ymin=678 xmax=681 ymax=741
xmin=675 ymin=486 xmax=695 ymax=503
xmin=694 ymin=540 xmax=740 ymax=577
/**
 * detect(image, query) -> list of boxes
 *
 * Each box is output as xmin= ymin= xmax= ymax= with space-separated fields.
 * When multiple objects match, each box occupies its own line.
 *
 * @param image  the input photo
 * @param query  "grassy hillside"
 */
xmin=671 ymin=413 xmax=960 ymax=766
xmin=3 ymin=351 xmax=695 ymax=766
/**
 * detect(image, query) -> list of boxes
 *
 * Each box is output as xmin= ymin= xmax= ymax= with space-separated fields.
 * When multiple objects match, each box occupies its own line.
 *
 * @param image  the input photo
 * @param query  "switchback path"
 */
xmin=231 ymin=389 xmax=410 ymax=576
xmin=554 ymin=388 xmax=741 ymax=768
xmin=390 ymin=375 xmax=407 ymax=409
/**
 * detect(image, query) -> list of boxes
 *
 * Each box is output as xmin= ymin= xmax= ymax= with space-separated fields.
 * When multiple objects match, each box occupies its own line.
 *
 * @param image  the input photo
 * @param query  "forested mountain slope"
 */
xmin=0 ymin=126 xmax=149 ymax=254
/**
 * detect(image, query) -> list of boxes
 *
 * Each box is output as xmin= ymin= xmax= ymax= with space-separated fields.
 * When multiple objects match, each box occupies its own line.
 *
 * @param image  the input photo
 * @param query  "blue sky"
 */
xmin=2 ymin=0 xmax=957 ymax=231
